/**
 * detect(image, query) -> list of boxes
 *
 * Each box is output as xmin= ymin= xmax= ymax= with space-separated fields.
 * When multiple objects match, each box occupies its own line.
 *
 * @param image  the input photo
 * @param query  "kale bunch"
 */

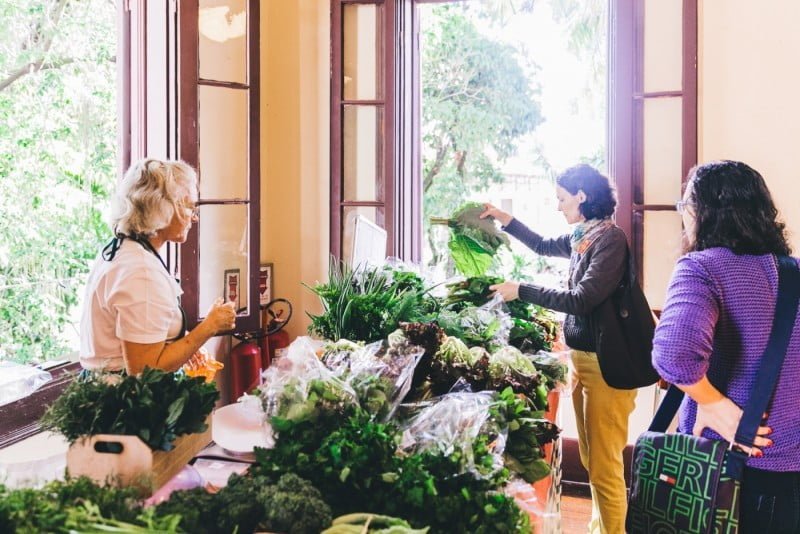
xmin=430 ymin=202 xmax=510 ymax=277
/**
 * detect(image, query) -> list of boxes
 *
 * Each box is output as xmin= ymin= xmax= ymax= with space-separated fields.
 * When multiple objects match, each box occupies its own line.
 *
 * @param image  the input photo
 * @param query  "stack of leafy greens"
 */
xmin=436 ymin=306 xmax=509 ymax=351
xmin=40 ymin=368 xmax=218 ymax=451
xmin=307 ymin=260 xmax=433 ymax=343
xmin=252 ymin=408 xmax=530 ymax=534
xmin=0 ymin=477 xmax=180 ymax=533
xmin=430 ymin=202 xmax=510 ymax=277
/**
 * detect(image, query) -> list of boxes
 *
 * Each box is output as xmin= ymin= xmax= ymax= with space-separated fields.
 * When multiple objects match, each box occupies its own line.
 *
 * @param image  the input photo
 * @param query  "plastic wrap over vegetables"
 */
xmin=257 ymin=337 xmax=358 ymax=429
xmin=399 ymin=391 xmax=507 ymax=479
xmin=487 ymin=345 xmax=550 ymax=411
xmin=436 ymin=293 xmax=511 ymax=351
xmin=320 ymin=335 xmax=424 ymax=420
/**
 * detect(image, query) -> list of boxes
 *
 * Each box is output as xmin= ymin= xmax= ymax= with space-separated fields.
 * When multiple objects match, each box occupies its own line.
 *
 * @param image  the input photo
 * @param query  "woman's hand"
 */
xmin=490 ymin=281 xmax=520 ymax=302
xmin=479 ymin=203 xmax=513 ymax=227
xmin=692 ymin=397 xmax=772 ymax=456
xmin=204 ymin=297 xmax=237 ymax=334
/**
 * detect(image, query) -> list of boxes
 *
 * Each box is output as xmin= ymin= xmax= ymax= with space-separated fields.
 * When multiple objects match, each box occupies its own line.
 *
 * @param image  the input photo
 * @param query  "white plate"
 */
xmin=211 ymin=402 xmax=273 ymax=455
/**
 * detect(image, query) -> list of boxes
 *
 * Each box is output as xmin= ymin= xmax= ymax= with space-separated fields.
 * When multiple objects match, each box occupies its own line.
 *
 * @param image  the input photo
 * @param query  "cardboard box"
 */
xmin=66 ymin=420 xmax=212 ymax=495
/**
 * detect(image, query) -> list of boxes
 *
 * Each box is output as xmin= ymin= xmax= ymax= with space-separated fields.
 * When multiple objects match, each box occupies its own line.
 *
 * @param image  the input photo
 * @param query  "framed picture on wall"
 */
xmin=223 ymin=268 xmax=241 ymax=311
xmin=259 ymin=263 xmax=273 ymax=307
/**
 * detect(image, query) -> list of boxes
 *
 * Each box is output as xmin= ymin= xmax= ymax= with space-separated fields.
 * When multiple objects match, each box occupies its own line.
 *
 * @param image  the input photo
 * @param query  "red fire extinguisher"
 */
xmin=228 ymin=299 xmax=293 ymax=401
xmin=229 ymin=332 xmax=263 ymax=401
xmin=260 ymin=298 xmax=292 ymax=369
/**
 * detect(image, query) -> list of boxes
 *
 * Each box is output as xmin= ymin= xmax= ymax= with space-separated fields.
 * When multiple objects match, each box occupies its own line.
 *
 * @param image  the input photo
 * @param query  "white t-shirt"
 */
xmin=80 ymin=239 xmax=184 ymax=371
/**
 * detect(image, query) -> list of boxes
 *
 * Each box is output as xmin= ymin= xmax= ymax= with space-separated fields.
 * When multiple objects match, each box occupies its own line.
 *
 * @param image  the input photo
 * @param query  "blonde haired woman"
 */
xmin=80 ymin=158 xmax=235 ymax=375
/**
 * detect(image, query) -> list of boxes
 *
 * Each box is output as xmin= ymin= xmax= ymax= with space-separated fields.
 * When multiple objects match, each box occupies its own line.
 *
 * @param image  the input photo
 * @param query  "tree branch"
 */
xmin=0 ymin=58 xmax=75 ymax=93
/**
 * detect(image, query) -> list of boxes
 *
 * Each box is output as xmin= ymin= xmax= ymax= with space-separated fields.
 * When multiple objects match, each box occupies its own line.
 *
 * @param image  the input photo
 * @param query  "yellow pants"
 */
xmin=571 ymin=350 xmax=637 ymax=534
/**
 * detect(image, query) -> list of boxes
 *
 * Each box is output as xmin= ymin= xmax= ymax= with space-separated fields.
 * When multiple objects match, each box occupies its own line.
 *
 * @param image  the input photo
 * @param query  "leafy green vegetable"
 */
xmin=490 ymin=387 xmax=560 ymax=484
xmin=431 ymin=203 xmax=510 ymax=277
xmin=154 ymin=473 xmax=332 ymax=534
xmin=437 ymin=307 xmax=507 ymax=351
xmin=0 ymin=477 xmax=146 ymax=533
xmin=40 ymin=368 xmax=218 ymax=451
xmin=307 ymin=259 xmax=433 ymax=343
xmin=324 ymin=513 xmax=429 ymax=533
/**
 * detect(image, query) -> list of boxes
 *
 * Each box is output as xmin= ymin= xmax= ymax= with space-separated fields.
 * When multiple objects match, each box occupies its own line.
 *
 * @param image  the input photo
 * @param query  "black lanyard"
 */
xmin=102 ymin=234 xmax=187 ymax=341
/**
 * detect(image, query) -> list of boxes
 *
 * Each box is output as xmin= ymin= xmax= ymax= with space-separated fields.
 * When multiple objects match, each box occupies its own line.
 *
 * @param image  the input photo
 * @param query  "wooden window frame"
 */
xmin=178 ymin=0 xmax=262 ymax=333
xmin=614 ymin=0 xmax=698 ymax=282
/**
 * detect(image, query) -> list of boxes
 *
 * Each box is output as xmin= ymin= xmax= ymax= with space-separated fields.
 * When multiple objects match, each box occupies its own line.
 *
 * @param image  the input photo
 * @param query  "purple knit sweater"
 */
xmin=652 ymin=247 xmax=800 ymax=471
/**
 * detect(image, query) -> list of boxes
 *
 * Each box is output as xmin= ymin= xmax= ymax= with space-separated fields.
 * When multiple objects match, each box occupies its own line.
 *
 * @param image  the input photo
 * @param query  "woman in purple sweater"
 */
xmin=652 ymin=160 xmax=799 ymax=533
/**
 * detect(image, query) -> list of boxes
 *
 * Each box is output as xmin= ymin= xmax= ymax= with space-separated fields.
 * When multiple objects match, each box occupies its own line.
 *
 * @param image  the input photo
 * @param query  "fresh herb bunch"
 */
xmin=430 ymin=202 xmax=510 ymax=277
xmin=40 ymin=368 xmax=218 ymax=451
xmin=307 ymin=259 xmax=431 ymax=343
xmin=0 ymin=477 xmax=146 ymax=533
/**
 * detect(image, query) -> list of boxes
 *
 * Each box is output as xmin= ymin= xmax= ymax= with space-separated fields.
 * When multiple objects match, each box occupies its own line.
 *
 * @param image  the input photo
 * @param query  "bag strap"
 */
xmin=649 ymin=255 xmax=800 ymax=438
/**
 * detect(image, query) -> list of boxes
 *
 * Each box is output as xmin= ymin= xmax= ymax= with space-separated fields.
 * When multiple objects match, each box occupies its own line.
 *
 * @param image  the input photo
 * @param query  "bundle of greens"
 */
xmin=0 ymin=477 xmax=178 ymax=533
xmin=487 ymin=346 xmax=550 ymax=411
xmin=436 ymin=306 xmax=510 ymax=351
xmin=489 ymin=387 xmax=560 ymax=484
xmin=40 ymin=368 xmax=218 ymax=451
xmin=442 ymin=275 xmax=503 ymax=311
xmin=529 ymin=351 xmax=570 ymax=391
xmin=430 ymin=202 xmax=510 ymax=277
xmin=307 ymin=260 xmax=431 ymax=343
xmin=154 ymin=473 xmax=332 ymax=534
xmin=252 ymin=409 xmax=529 ymax=534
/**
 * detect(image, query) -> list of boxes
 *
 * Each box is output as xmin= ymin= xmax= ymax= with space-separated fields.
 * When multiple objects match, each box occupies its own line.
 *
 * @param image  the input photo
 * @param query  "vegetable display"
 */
xmin=40 ymin=367 xmax=218 ymax=451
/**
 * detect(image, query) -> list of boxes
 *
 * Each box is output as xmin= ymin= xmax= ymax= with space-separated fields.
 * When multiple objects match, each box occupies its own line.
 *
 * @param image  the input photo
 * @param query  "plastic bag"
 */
xmin=436 ymin=293 xmax=512 ymax=351
xmin=257 ymin=337 xmax=358 ymax=426
xmin=0 ymin=361 xmax=52 ymax=406
xmin=399 ymin=390 xmax=507 ymax=479
xmin=321 ymin=337 xmax=424 ymax=420
xmin=528 ymin=350 xmax=573 ymax=395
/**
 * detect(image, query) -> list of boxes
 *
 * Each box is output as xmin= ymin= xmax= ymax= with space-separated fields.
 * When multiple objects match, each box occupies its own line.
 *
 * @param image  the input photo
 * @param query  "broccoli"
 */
xmin=259 ymin=473 xmax=333 ymax=534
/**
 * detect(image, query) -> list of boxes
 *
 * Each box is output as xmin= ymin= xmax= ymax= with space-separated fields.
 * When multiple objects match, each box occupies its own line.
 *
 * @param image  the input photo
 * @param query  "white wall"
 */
xmin=699 ymin=0 xmax=800 ymax=250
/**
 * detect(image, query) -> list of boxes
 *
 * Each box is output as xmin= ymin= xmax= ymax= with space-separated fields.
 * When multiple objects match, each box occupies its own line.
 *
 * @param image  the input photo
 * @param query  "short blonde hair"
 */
xmin=112 ymin=159 xmax=198 ymax=236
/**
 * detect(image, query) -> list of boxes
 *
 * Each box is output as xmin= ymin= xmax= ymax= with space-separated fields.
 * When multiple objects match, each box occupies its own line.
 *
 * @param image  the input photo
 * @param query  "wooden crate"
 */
xmin=66 ymin=420 xmax=212 ymax=495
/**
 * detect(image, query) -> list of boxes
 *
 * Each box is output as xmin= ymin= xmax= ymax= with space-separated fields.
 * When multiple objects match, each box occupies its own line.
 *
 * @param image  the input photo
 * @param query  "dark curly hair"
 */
xmin=556 ymin=164 xmax=617 ymax=220
xmin=685 ymin=160 xmax=791 ymax=256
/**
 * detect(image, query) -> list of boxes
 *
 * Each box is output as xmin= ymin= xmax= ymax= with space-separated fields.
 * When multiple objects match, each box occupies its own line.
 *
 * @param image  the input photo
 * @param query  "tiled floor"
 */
xmin=560 ymin=494 xmax=592 ymax=533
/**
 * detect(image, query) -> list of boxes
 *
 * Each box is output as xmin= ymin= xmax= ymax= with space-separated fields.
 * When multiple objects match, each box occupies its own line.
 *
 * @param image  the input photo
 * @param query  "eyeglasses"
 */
xmin=178 ymin=202 xmax=199 ymax=218
xmin=675 ymin=200 xmax=694 ymax=215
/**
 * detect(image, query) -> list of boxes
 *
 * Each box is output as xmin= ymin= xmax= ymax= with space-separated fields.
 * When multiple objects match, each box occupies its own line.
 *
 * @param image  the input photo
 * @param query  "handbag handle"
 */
xmin=649 ymin=256 xmax=800 ymax=448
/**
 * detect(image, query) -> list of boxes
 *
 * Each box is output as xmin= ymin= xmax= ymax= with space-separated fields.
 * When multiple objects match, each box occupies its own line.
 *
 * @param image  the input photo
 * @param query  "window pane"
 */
xmin=643 ymin=210 xmax=683 ymax=310
xmin=643 ymin=96 xmax=683 ymax=204
xmin=199 ymin=85 xmax=249 ymax=199
xmin=344 ymin=105 xmax=384 ymax=201
xmin=342 ymin=206 xmax=380 ymax=265
xmin=198 ymin=204 xmax=250 ymax=317
xmin=643 ymin=0 xmax=682 ymax=93
xmin=199 ymin=0 xmax=247 ymax=84
xmin=343 ymin=3 xmax=383 ymax=100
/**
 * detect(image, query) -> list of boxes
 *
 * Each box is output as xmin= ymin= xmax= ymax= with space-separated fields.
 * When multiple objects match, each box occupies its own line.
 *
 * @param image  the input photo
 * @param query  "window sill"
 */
xmin=0 ymin=362 xmax=80 ymax=449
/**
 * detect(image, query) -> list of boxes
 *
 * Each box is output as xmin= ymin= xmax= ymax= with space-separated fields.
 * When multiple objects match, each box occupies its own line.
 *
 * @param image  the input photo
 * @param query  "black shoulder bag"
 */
xmin=590 ymin=245 xmax=659 ymax=389
xmin=626 ymin=255 xmax=800 ymax=533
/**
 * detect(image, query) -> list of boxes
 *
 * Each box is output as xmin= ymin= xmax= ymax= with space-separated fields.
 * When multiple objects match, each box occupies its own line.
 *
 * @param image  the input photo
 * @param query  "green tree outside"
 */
xmin=0 ymin=0 xmax=116 ymax=363
xmin=421 ymin=4 xmax=543 ymax=269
